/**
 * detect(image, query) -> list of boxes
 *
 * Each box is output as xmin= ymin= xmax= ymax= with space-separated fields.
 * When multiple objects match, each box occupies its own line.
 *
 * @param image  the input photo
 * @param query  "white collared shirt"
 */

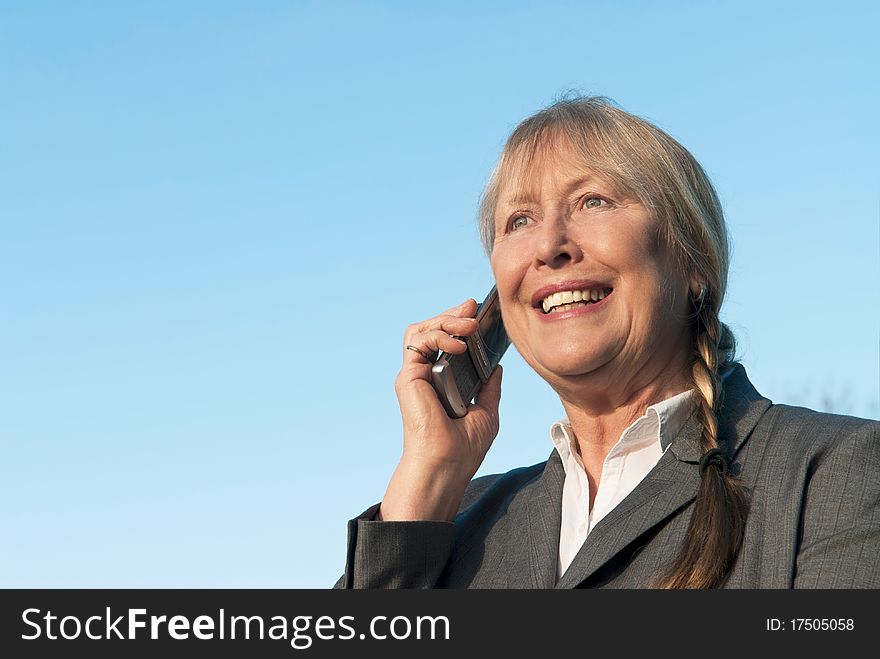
xmin=550 ymin=389 xmax=695 ymax=578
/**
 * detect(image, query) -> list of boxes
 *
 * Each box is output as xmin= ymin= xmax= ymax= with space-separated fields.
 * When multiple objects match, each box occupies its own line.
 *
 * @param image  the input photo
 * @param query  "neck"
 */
xmin=553 ymin=351 xmax=692 ymax=476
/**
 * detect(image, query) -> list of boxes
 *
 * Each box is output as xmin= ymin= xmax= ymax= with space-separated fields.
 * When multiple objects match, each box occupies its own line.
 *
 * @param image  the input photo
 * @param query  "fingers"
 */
xmin=403 ymin=330 xmax=467 ymax=364
xmin=442 ymin=297 xmax=478 ymax=318
xmin=404 ymin=344 xmax=433 ymax=361
xmin=401 ymin=299 xmax=479 ymax=366
xmin=404 ymin=312 xmax=478 ymax=346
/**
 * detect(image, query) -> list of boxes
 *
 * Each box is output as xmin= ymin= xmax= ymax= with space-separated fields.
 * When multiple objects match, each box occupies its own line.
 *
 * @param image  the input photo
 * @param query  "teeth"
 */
xmin=541 ymin=288 xmax=612 ymax=314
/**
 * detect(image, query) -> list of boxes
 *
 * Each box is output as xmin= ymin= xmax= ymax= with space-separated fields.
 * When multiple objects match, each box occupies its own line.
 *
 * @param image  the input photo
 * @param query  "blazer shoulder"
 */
xmin=762 ymin=407 xmax=880 ymax=587
xmin=769 ymin=403 xmax=878 ymax=426
xmin=459 ymin=460 xmax=548 ymax=512
xmin=762 ymin=403 xmax=878 ymax=443
xmin=753 ymin=403 xmax=879 ymax=469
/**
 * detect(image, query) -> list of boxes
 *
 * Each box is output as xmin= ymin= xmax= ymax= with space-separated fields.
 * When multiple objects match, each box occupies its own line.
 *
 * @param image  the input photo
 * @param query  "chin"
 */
xmin=530 ymin=349 xmax=611 ymax=381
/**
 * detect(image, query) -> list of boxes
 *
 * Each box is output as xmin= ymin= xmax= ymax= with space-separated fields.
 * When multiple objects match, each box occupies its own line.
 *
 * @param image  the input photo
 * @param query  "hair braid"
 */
xmin=655 ymin=293 xmax=750 ymax=588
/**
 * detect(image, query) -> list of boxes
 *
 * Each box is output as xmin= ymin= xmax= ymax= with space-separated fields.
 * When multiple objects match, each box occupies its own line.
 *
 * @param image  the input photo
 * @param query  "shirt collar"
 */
xmin=550 ymin=388 xmax=696 ymax=461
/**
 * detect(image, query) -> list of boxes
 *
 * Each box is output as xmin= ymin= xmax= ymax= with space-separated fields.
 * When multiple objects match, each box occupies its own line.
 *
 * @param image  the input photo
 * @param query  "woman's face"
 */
xmin=490 ymin=140 xmax=693 ymax=397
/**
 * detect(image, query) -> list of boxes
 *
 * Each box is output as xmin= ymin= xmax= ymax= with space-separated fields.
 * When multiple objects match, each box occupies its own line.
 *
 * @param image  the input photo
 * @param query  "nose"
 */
xmin=533 ymin=212 xmax=583 ymax=269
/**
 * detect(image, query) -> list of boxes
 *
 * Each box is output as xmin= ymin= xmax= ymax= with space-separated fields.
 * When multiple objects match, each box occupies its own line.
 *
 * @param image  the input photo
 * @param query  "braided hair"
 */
xmin=654 ymin=287 xmax=749 ymax=588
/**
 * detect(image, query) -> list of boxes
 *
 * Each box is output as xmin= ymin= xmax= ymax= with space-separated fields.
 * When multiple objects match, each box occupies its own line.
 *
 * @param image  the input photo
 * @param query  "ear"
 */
xmin=688 ymin=270 xmax=708 ymax=299
xmin=689 ymin=279 xmax=707 ymax=302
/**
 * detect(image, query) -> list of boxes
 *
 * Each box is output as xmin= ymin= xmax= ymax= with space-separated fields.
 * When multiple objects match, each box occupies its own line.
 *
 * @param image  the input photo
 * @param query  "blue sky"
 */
xmin=1 ymin=1 xmax=877 ymax=587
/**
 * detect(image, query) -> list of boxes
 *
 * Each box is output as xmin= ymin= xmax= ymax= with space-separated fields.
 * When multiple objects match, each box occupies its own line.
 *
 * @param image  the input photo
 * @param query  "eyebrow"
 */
xmin=498 ymin=174 xmax=607 ymax=208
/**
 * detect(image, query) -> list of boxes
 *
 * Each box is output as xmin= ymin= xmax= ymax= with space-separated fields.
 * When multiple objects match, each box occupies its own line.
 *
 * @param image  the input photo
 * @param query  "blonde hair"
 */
xmin=481 ymin=97 xmax=747 ymax=588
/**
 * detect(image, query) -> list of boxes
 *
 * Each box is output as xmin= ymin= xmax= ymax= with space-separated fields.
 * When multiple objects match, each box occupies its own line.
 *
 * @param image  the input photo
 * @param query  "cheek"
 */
xmin=490 ymin=244 xmax=533 ymax=348
xmin=638 ymin=254 xmax=691 ymax=335
xmin=592 ymin=218 xmax=669 ymax=281
xmin=595 ymin=227 xmax=654 ymax=266
xmin=490 ymin=242 xmax=528 ymax=297
xmin=592 ymin=223 xmax=684 ymax=315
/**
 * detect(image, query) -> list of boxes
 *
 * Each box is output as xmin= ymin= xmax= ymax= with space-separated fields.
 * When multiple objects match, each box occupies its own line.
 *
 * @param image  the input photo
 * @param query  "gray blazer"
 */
xmin=337 ymin=364 xmax=880 ymax=588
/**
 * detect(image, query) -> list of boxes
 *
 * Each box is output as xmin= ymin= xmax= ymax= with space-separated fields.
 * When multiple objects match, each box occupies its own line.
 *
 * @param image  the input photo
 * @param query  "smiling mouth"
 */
xmin=540 ymin=287 xmax=612 ymax=314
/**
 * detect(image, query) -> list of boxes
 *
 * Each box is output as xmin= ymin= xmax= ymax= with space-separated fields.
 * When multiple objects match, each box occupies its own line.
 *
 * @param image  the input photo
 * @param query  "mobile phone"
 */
xmin=431 ymin=285 xmax=511 ymax=418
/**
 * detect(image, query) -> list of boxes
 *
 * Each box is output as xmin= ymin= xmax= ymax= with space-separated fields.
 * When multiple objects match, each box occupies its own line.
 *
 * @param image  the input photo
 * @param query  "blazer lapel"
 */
xmin=521 ymin=451 xmax=565 ymax=588
xmin=554 ymin=416 xmax=703 ymax=589
xmin=554 ymin=362 xmax=772 ymax=589
xmin=717 ymin=363 xmax=773 ymax=460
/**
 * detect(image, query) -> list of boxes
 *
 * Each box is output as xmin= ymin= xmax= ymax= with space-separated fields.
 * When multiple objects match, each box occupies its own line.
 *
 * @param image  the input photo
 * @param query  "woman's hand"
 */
xmin=379 ymin=298 xmax=503 ymax=522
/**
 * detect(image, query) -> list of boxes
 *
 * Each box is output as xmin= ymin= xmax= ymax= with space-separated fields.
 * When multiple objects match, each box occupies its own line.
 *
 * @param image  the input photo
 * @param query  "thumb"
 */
xmin=463 ymin=365 xmax=503 ymax=442
xmin=472 ymin=365 xmax=503 ymax=413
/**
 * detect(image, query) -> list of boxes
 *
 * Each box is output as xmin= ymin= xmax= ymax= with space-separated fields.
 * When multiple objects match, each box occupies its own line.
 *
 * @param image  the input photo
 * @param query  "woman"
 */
xmin=337 ymin=97 xmax=880 ymax=589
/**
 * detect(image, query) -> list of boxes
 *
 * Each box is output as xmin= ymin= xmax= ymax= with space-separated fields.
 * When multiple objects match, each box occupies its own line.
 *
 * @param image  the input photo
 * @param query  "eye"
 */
xmin=510 ymin=214 xmax=533 ymax=231
xmin=581 ymin=195 xmax=607 ymax=210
